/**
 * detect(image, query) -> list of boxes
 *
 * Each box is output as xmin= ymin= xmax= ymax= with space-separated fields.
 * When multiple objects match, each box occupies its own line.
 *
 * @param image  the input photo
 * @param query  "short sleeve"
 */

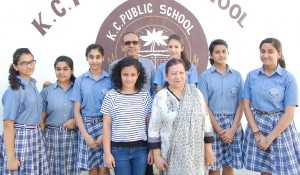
xmin=2 ymin=88 xmax=20 ymax=121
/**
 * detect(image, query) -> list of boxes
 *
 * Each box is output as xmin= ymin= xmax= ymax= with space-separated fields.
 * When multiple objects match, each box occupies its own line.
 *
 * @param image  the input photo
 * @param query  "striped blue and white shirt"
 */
xmin=101 ymin=89 xmax=152 ymax=142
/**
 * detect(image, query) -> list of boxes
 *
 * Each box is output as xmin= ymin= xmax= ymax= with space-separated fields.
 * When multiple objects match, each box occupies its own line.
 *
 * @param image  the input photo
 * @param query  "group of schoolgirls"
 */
xmin=0 ymin=35 xmax=300 ymax=175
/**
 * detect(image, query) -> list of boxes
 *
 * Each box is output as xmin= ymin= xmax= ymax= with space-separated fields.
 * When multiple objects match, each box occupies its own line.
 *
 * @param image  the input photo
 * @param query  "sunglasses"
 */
xmin=123 ymin=40 xmax=139 ymax=46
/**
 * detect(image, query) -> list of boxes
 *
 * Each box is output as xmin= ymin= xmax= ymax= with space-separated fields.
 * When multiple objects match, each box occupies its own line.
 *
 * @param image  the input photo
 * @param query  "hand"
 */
xmin=254 ymin=131 xmax=262 ymax=143
xmin=63 ymin=119 xmax=76 ymax=129
xmin=153 ymin=154 xmax=168 ymax=172
xmin=42 ymin=81 xmax=52 ymax=89
xmin=223 ymin=128 xmax=235 ymax=143
xmin=104 ymin=153 xmax=115 ymax=169
xmin=84 ymin=134 xmax=97 ymax=148
xmin=218 ymin=129 xmax=227 ymax=142
xmin=147 ymin=149 xmax=154 ymax=165
xmin=95 ymin=135 xmax=103 ymax=146
xmin=205 ymin=146 xmax=215 ymax=169
xmin=7 ymin=158 xmax=20 ymax=170
xmin=40 ymin=123 xmax=46 ymax=131
xmin=256 ymin=134 xmax=271 ymax=151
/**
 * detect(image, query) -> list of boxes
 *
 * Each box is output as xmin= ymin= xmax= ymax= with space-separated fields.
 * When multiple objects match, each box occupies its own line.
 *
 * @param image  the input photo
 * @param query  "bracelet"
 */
xmin=253 ymin=130 xmax=260 ymax=135
xmin=153 ymin=153 xmax=161 ymax=156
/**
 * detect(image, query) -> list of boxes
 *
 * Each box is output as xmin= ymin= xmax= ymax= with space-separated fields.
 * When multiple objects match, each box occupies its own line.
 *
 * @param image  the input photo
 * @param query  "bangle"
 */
xmin=153 ymin=153 xmax=161 ymax=156
xmin=253 ymin=130 xmax=260 ymax=135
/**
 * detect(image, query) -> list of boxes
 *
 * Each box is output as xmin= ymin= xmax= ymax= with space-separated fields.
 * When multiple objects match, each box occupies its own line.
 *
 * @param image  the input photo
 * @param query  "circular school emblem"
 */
xmin=96 ymin=0 xmax=208 ymax=76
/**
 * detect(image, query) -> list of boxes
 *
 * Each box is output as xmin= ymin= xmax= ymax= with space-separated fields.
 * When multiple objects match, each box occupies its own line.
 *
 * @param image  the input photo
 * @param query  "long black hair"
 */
xmin=9 ymin=48 xmax=33 ymax=90
xmin=54 ymin=56 xmax=76 ymax=83
xmin=167 ymin=34 xmax=191 ymax=70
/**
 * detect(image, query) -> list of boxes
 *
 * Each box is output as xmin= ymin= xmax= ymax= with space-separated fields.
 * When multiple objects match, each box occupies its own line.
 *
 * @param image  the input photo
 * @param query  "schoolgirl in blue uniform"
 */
xmin=154 ymin=34 xmax=198 ymax=92
xmin=198 ymin=39 xmax=244 ymax=175
xmin=2 ymin=48 xmax=49 ymax=174
xmin=40 ymin=56 xmax=78 ymax=175
xmin=243 ymin=38 xmax=300 ymax=175
xmin=70 ymin=44 xmax=111 ymax=175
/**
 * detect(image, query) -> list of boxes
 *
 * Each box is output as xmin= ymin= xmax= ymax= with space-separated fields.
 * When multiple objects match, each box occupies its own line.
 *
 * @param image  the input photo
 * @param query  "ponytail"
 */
xmin=181 ymin=51 xmax=191 ymax=71
xmin=278 ymin=58 xmax=286 ymax=68
xmin=9 ymin=48 xmax=32 ymax=90
xmin=9 ymin=64 xmax=24 ymax=90
xmin=70 ymin=74 xmax=76 ymax=83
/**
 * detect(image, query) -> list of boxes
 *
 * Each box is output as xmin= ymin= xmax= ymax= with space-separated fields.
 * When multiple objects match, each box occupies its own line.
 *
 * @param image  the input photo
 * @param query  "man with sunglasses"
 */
xmin=109 ymin=32 xmax=156 ymax=98
xmin=108 ymin=32 xmax=156 ymax=175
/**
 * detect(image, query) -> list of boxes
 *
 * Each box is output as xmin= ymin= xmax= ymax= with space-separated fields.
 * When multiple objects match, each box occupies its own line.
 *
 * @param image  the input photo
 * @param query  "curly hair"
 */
xmin=111 ymin=57 xmax=146 ymax=91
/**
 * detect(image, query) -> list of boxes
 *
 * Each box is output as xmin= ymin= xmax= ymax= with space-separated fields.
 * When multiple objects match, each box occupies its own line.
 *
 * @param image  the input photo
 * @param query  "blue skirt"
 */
xmin=0 ymin=135 xmax=4 ymax=175
xmin=243 ymin=112 xmax=300 ymax=174
xmin=3 ymin=127 xmax=49 ymax=175
xmin=44 ymin=127 xmax=78 ymax=175
xmin=210 ymin=115 xmax=244 ymax=170
xmin=77 ymin=119 xmax=105 ymax=170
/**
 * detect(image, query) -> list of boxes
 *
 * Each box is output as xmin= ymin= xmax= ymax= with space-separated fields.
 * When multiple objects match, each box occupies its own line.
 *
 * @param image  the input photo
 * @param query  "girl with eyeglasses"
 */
xmin=2 ymin=48 xmax=49 ymax=174
xmin=40 ymin=56 xmax=78 ymax=175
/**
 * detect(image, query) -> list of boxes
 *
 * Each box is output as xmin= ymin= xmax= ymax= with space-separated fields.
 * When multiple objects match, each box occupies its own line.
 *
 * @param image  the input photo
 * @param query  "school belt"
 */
xmin=14 ymin=123 xmax=41 ymax=129
xmin=83 ymin=116 xmax=103 ymax=123
xmin=214 ymin=114 xmax=234 ymax=117
xmin=253 ymin=109 xmax=283 ymax=115
xmin=46 ymin=125 xmax=76 ymax=131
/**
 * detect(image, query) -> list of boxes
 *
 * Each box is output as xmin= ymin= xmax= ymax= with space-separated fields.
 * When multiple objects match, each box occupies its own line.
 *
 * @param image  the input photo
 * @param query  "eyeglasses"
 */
xmin=18 ymin=60 xmax=36 ymax=67
xmin=123 ymin=40 xmax=139 ymax=46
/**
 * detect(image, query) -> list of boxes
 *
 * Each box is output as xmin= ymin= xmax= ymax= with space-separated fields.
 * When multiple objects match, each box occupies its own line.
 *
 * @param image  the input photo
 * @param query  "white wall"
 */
xmin=1 ymin=0 xmax=300 ymax=132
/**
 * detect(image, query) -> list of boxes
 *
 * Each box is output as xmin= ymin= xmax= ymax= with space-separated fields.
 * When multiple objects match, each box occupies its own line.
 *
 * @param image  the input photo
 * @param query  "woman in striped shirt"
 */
xmin=101 ymin=57 xmax=153 ymax=175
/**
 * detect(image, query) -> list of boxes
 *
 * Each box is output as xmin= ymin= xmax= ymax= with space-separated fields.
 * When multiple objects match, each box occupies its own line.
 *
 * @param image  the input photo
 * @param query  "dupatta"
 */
xmin=167 ymin=84 xmax=206 ymax=175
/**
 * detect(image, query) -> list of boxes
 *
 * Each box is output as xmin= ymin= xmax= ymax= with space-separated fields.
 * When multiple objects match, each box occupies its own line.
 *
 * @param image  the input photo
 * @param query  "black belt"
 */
xmin=83 ymin=117 xmax=103 ymax=123
xmin=253 ymin=109 xmax=283 ymax=115
xmin=46 ymin=125 xmax=75 ymax=131
xmin=214 ymin=114 xmax=234 ymax=117
xmin=14 ymin=123 xmax=41 ymax=129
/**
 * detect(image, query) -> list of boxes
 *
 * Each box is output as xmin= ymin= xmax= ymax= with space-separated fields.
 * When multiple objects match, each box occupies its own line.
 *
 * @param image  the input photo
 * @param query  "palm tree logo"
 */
xmin=139 ymin=28 xmax=170 ymax=67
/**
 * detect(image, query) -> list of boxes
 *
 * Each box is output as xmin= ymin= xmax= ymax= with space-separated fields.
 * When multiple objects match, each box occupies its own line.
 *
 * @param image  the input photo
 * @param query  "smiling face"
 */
xmin=121 ymin=65 xmax=140 ymax=91
xmin=13 ymin=53 xmax=35 ymax=80
xmin=166 ymin=63 xmax=186 ymax=90
xmin=168 ymin=39 xmax=184 ymax=60
xmin=210 ymin=44 xmax=228 ymax=66
xmin=55 ymin=61 xmax=73 ymax=84
xmin=260 ymin=43 xmax=282 ymax=67
xmin=121 ymin=33 xmax=141 ymax=59
xmin=86 ymin=48 xmax=104 ymax=71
